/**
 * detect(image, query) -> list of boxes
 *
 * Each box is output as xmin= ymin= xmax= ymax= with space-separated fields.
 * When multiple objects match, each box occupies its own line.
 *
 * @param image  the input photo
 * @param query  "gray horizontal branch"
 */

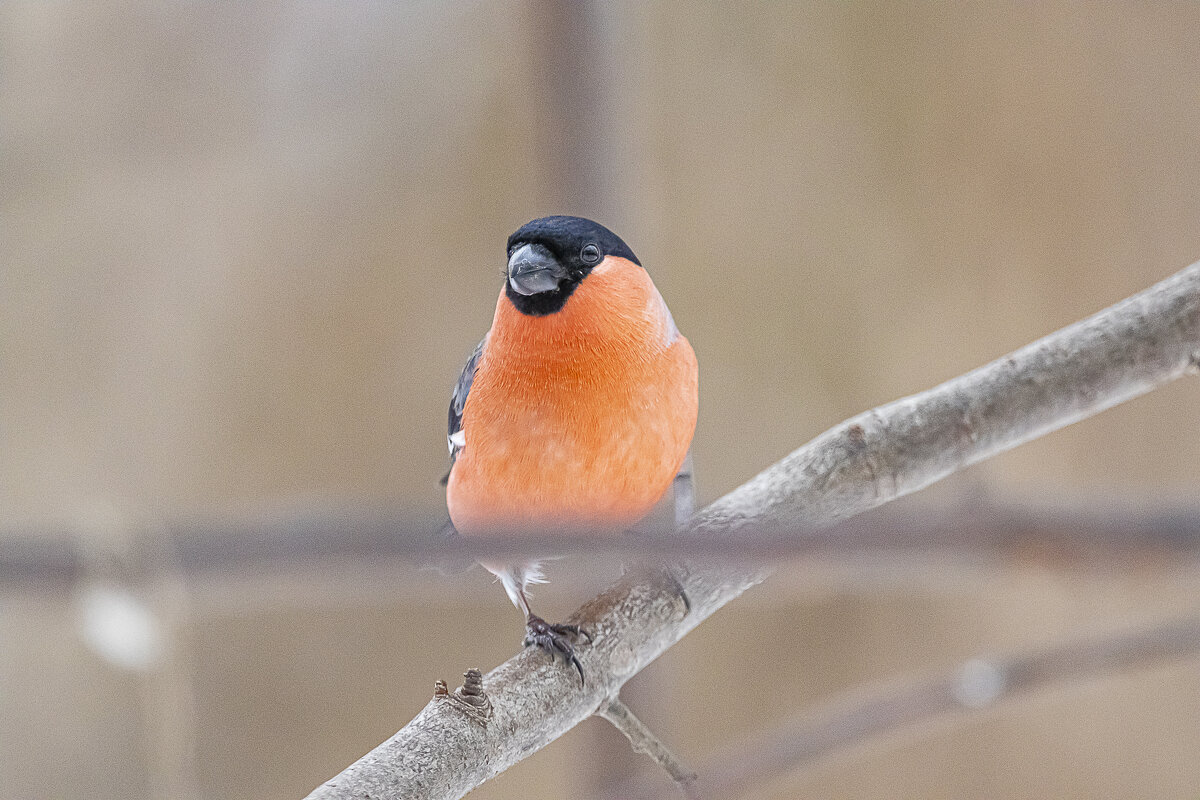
xmin=7 ymin=496 xmax=1200 ymax=588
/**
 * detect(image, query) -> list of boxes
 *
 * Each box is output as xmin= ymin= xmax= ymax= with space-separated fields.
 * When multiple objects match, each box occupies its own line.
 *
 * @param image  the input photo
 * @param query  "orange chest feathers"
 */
xmin=446 ymin=256 xmax=698 ymax=536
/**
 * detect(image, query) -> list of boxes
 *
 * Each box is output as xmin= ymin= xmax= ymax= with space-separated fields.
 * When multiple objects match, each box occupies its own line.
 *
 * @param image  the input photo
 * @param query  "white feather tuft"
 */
xmin=523 ymin=561 xmax=547 ymax=586
xmin=490 ymin=561 xmax=547 ymax=616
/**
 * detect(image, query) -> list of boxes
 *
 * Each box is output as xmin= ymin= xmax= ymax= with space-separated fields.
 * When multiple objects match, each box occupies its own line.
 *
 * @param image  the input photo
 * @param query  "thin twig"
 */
xmin=595 ymin=697 xmax=699 ymax=799
xmin=613 ymin=615 xmax=1200 ymax=800
xmin=304 ymin=260 xmax=1199 ymax=800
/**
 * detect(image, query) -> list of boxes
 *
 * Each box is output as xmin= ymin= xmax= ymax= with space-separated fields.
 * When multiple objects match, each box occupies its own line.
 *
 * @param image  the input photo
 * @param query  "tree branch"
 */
xmin=10 ymin=494 xmax=1200 ymax=591
xmin=595 ymin=697 xmax=698 ymax=798
xmin=307 ymin=260 xmax=1198 ymax=800
xmin=612 ymin=614 xmax=1200 ymax=800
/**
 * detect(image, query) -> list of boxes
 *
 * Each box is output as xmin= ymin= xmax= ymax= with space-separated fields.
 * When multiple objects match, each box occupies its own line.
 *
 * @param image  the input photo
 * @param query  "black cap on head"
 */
xmin=507 ymin=216 xmax=640 ymax=267
xmin=504 ymin=216 xmax=641 ymax=316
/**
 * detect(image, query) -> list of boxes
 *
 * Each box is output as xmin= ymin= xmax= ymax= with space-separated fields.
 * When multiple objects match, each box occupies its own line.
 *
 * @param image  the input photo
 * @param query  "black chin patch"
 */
xmin=504 ymin=279 xmax=579 ymax=316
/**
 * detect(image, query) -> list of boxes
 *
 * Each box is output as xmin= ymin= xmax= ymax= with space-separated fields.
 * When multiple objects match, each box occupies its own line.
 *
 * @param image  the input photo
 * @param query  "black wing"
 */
xmin=442 ymin=338 xmax=485 ymax=483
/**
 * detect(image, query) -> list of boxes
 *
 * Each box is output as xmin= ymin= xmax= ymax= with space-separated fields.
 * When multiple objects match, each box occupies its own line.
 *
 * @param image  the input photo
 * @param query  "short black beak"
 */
xmin=508 ymin=243 xmax=566 ymax=296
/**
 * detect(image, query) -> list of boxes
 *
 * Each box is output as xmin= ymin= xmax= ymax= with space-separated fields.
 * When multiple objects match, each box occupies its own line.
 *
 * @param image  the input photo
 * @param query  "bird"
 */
xmin=442 ymin=215 xmax=698 ymax=685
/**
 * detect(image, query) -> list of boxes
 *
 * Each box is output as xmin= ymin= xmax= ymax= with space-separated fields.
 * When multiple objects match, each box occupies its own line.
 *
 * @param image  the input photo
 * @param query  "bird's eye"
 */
xmin=580 ymin=243 xmax=601 ymax=264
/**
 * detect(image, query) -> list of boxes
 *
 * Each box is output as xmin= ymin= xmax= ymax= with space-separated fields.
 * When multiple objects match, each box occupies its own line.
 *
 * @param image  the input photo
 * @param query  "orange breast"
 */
xmin=446 ymin=256 xmax=698 ymax=536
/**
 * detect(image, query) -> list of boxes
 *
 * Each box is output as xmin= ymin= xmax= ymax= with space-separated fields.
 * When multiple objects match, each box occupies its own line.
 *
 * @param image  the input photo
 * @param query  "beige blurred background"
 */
xmin=3 ymin=2 xmax=1200 ymax=799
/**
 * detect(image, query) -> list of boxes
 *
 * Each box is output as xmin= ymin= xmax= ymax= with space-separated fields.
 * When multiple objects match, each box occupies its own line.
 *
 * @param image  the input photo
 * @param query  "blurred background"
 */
xmin=3 ymin=2 xmax=1200 ymax=798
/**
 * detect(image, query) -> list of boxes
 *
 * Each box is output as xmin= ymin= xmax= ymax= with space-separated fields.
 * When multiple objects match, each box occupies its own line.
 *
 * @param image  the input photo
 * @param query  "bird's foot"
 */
xmin=523 ymin=615 xmax=592 ymax=686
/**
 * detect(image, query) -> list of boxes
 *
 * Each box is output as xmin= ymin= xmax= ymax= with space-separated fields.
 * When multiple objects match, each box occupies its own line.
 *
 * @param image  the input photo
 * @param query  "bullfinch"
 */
xmin=443 ymin=216 xmax=698 ymax=684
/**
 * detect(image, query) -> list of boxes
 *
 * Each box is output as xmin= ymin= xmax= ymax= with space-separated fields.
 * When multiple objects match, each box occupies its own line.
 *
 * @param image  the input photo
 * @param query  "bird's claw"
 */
xmin=524 ymin=615 xmax=591 ymax=686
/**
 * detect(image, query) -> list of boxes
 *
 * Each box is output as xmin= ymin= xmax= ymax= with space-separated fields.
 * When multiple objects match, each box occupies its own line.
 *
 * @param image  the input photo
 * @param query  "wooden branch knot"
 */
xmin=437 ymin=668 xmax=492 ymax=725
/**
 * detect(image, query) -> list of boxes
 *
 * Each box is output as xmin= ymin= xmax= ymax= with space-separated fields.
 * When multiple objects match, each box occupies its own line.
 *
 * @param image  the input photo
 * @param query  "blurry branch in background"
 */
xmin=6 ymin=497 xmax=1200 ymax=587
xmin=304 ymin=261 xmax=1200 ymax=800
xmin=65 ymin=512 xmax=202 ymax=800
xmin=613 ymin=614 xmax=1200 ymax=800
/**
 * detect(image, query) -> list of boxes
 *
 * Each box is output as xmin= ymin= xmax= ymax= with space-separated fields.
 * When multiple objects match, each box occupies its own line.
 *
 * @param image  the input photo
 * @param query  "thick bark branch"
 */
xmin=306 ymin=262 xmax=1200 ymax=800
xmin=613 ymin=615 xmax=1200 ymax=800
